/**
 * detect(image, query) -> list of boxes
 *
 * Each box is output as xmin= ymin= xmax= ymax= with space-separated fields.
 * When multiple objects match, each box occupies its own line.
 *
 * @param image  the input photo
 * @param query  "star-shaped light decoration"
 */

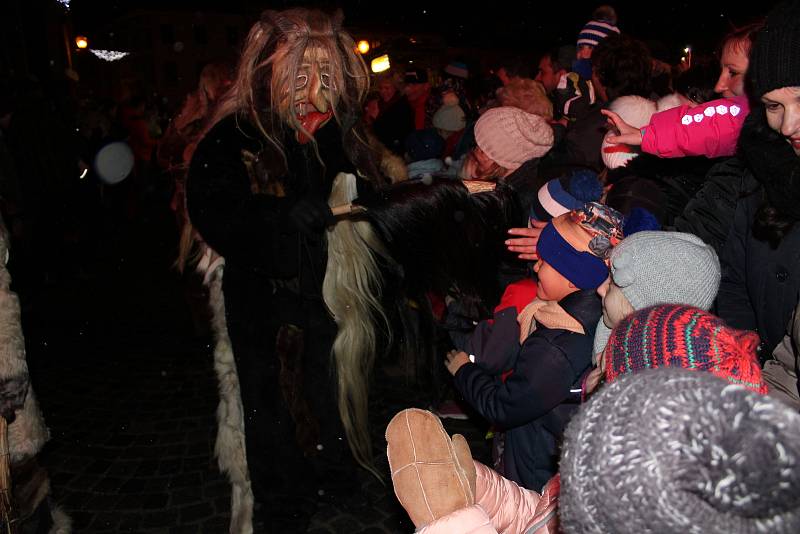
xmin=90 ymin=49 xmax=130 ymax=62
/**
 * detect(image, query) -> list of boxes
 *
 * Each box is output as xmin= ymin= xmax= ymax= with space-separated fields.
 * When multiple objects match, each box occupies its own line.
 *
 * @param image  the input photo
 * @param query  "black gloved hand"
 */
xmin=289 ymin=197 xmax=336 ymax=238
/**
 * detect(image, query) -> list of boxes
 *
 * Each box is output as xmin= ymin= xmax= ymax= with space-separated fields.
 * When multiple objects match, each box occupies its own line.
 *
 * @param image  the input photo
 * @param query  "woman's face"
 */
xmin=714 ymin=41 xmax=749 ymax=98
xmin=461 ymin=146 xmax=502 ymax=180
xmin=762 ymin=86 xmax=800 ymax=156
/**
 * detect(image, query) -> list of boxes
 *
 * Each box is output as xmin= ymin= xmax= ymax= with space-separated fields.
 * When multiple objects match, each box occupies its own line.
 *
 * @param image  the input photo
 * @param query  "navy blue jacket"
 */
xmin=454 ymin=289 xmax=601 ymax=491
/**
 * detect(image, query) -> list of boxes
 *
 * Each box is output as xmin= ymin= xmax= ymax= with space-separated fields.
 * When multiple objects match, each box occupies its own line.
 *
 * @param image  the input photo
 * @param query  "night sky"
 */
xmin=68 ymin=0 xmax=778 ymax=57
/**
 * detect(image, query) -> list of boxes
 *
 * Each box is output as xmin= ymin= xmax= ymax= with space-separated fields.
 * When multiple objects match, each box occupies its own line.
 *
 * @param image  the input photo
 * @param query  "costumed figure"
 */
xmin=186 ymin=8 xmax=406 ymax=531
xmin=0 ymin=216 xmax=71 ymax=532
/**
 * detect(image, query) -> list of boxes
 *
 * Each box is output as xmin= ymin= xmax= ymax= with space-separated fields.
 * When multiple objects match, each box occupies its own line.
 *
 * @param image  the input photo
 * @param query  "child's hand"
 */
xmin=584 ymin=366 xmax=604 ymax=396
xmin=445 ymin=350 xmax=470 ymax=376
xmin=506 ymin=220 xmax=547 ymax=261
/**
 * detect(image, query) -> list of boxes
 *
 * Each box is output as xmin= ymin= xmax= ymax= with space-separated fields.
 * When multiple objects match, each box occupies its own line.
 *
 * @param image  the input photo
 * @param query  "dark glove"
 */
xmin=289 ymin=197 xmax=335 ymax=238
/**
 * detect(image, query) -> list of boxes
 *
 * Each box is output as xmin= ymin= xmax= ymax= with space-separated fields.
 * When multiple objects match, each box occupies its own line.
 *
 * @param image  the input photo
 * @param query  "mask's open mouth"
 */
xmin=295 ymin=102 xmax=333 ymax=144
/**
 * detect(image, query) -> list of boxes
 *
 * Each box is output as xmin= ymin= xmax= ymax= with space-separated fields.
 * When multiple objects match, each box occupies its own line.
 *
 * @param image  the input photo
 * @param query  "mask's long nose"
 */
xmin=308 ymin=72 xmax=329 ymax=114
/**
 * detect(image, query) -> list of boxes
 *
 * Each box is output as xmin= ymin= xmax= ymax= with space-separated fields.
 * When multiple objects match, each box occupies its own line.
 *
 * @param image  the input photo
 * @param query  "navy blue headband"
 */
xmin=536 ymin=222 xmax=609 ymax=290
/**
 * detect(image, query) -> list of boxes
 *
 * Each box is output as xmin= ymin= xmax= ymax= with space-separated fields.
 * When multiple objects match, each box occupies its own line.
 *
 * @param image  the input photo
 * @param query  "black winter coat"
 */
xmin=675 ymin=157 xmax=759 ymax=256
xmin=716 ymin=110 xmax=800 ymax=357
xmin=543 ymin=106 xmax=606 ymax=173
xmin=717 ymin=187 xmax=800 ymax=356
xmin=454 ymin=289 xmax=601 ymax=491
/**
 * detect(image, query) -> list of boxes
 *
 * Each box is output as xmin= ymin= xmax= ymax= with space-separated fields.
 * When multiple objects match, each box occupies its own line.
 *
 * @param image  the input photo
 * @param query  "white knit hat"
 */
xmin=474 ymin=107 xmax=553 ymax=171
xmin=601 ymin=95 xmax=656 ymax=170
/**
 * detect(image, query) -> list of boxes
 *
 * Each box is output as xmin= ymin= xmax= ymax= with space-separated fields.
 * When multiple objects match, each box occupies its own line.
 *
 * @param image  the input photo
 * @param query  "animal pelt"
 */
xmin=206 ymin=262 xmax=254 ymax=534
xmin=49 ymin=505 xmax=72 ymax=533
xmin=12 ymin=456 xmax=51 ymax=522
xmin=0 ymin=219 xmax=65 ymax=531
xmin=359 ymin=178 xmax=524 ymax=304
xmin=0 ymin=225 xmax=49 ymax=460
xmin=188 ymin=121 xmax=405 ymax=526
xmin=323 ymin=176 xmax=524 ymax=479
xmin=0 ymin=259 xmax=49 ymax=462
xmin=323 ymin=173 xmax=393 ymax=480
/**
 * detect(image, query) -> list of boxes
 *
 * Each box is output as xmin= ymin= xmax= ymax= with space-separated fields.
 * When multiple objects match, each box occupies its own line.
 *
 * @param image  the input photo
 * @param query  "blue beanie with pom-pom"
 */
xmin=530 ymin=169 xmax=603 ymax=222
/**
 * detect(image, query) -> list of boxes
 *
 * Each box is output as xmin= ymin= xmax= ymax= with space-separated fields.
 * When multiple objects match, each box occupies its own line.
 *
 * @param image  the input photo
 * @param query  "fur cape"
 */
xmin=198 ymin=137 xmax=405 ymax=533
xmin=0 ymin=219 xmax=70 ymax=532
xmin=323 ymin=175 xmax=525 ymax=485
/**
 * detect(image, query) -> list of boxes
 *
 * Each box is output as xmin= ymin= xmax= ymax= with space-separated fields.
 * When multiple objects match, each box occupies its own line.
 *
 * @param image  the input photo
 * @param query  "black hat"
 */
xmin=749 ymin=0 xmax=800 ymax=98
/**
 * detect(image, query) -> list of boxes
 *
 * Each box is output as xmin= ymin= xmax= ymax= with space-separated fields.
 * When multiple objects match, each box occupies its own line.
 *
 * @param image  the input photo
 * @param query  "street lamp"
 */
xmin=371 ymin=55 xmax=390 ymax=74
xmin=75 ymin=36 xmax=88 ymax=49
xmin=357 ymin=40 xmax=370 ymax=55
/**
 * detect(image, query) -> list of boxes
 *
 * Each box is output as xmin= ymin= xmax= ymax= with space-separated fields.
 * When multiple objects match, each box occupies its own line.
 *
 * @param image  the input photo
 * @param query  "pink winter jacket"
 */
xmin=418 ymin=462 xmax=560 ymax=534
xmin=641 ymin=96 xmax=750 ymax=158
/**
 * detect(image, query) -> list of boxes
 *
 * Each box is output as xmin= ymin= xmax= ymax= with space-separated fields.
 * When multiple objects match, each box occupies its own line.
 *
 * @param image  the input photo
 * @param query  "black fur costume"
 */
xmin=187 ymin=113 xmax=392 ymax=524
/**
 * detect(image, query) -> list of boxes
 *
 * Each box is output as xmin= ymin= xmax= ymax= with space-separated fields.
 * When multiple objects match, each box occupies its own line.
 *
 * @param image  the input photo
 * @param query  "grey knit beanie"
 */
xmin=593 ymin=231 xmax=720 ymax=357
xmin=560 ymin=369 xmax=800 ymax=534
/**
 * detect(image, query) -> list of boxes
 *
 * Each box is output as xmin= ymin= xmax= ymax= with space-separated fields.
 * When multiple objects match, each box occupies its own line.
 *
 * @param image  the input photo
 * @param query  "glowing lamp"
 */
xmin=357 ymin=40 xmax=370 ymax=55
xmin=75 ymin=36 xmax=89 ymax=49
xmin=371 ymin=54 xmax=390 ymax=74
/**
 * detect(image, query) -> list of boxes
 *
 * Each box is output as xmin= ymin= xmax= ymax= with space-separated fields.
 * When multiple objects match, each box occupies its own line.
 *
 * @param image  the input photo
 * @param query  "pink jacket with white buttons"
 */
xmin=641 ymin=96 xmax=750 ymax=158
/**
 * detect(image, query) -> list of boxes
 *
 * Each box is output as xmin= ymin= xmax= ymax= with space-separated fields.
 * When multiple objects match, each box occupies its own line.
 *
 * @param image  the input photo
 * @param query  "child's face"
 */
xmin=597 ymin=276 xmax=634 ymax=328
xmin=534 ymin=258 xmax=577 ymax=302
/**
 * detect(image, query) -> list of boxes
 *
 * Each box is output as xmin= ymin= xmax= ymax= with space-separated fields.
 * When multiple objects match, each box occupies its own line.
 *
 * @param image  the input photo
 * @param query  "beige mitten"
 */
xmin=386 ymin=409 xmax=475 ymax=528
xmin=451 ymin=433 xmax=476 ymax=499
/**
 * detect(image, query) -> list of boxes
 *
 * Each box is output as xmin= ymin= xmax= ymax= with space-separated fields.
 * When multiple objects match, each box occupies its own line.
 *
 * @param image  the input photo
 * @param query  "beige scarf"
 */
xmin=517 ymin=297 xmax=585 ymax=343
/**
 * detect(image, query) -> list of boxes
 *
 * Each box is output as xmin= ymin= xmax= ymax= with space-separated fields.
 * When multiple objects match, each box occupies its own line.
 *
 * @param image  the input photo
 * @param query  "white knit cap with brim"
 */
xmin=601 ymin=95 xmax=656 ymax=170
xmin=474 ymin=106 xmax=554 ymax=171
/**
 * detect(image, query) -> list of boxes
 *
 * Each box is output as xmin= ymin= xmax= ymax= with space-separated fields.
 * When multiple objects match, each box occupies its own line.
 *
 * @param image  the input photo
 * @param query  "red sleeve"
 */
xmin=641 ymin=96 xmax=749 ymax=158
xmin=494 ymin=279 xmax=538 ymax=315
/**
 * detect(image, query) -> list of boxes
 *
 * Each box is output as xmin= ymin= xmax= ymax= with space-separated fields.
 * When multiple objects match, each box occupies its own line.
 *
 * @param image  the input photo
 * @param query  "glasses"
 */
xmin=295 ymin=72 xmax=332 ymax=90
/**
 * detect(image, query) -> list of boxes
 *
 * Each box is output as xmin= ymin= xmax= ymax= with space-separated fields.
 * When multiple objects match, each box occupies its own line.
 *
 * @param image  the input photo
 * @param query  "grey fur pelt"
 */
xmin=0 ymin=220 xmax=70 ymax=532
xmin=200 ymin=250 xmax=253 ymax=534
xmin=50 ymin=505 xmax=72 ymax=533
xmin=0 ymin=235 xmax=49 ymax=462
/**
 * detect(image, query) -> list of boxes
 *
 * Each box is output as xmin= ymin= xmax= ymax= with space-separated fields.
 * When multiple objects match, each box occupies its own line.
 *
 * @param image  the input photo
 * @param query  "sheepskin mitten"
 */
xmin=386 ymin=408 xmax=475 ymax=528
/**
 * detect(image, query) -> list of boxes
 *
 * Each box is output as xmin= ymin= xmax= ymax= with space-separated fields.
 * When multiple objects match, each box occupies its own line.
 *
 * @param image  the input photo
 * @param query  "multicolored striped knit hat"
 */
xmin=603 ymin=304 xmax=767 ymax=393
